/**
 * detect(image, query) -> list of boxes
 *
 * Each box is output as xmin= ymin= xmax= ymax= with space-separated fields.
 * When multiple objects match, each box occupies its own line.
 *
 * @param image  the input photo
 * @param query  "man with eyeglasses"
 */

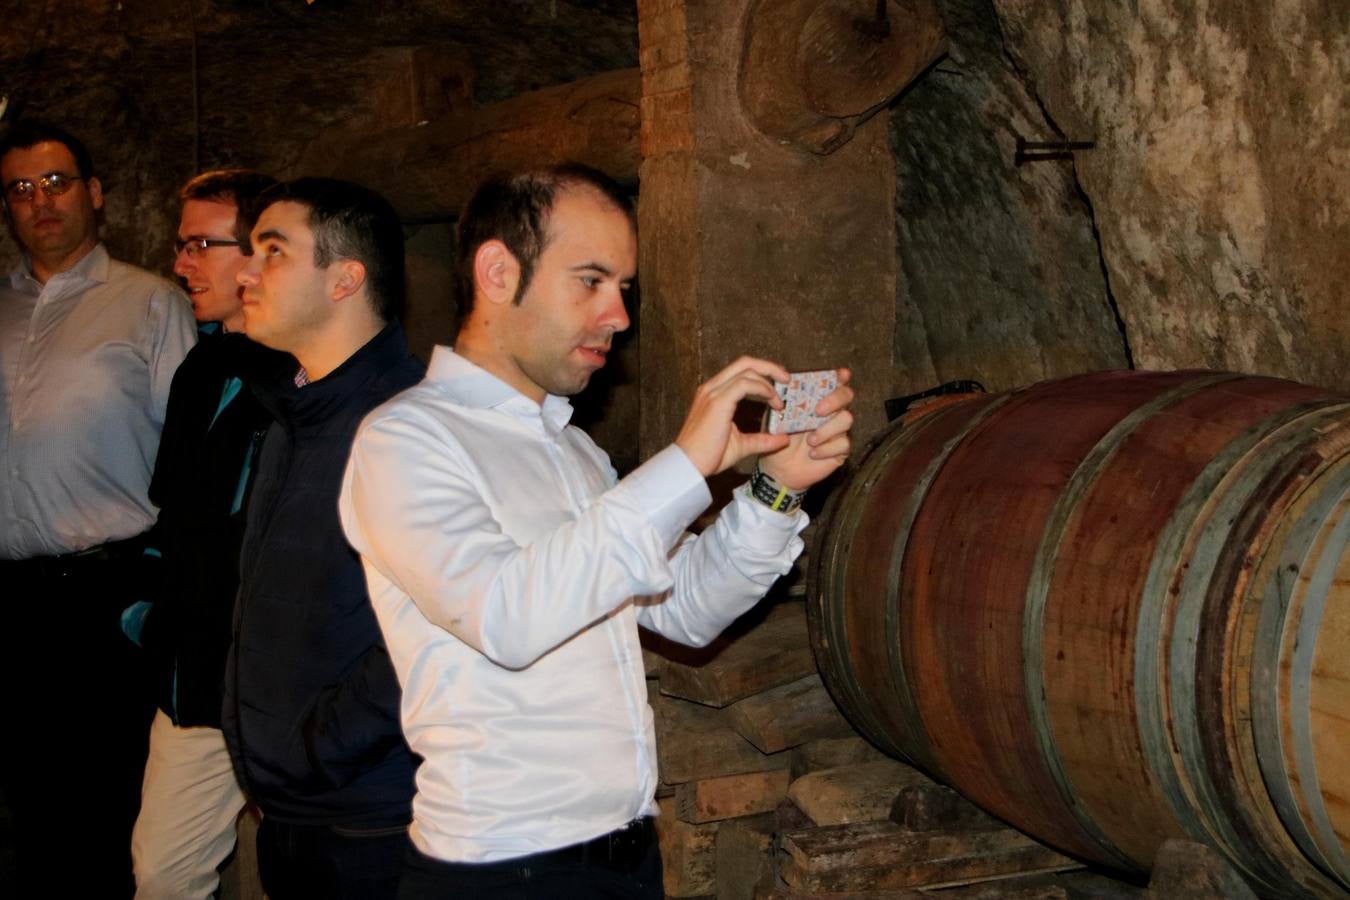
xmin=0 ymin=120 xmax=196 ymax=896
xmin=125 ymin=169 xmax=287 ymax=900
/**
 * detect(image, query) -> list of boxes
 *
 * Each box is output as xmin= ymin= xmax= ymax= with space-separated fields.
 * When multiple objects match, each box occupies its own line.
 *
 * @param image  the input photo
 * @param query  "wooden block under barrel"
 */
xmin=889 ymin=782 xmax=1007 ymax=834
xmin=788 ymin=759 xmax=931 ymax=826
xmin=777 ymin=820 xmax=1079 ymax=893
xmin=789 ymin=735 xmax=888 ymax=780
xmin=1143 ymin=838 xmax=1258 ymax=900
xmin=657 ymin=796 xmax=720 ymax=897
xmin=727 ymin=674 xmax=854 ymax=754
xmin=759 ymin=882 xmax=1071 ymax=899
xmin=656 ymin=694 xmax=789 ymax=784
xmin=716 ymin=812 xmax=778 ymax=900
xmin=654 ymin=602 xmax=816 ymax=707
xmin=677 ymin=769 xmax=791 ymax=824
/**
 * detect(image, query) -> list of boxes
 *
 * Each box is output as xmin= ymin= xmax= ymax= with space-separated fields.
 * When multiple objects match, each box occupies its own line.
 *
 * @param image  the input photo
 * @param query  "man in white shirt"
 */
xmin=0 ymin=120 xmax=196 ymax=896
xmin=339 ymin=164 xmax=854 ymax=898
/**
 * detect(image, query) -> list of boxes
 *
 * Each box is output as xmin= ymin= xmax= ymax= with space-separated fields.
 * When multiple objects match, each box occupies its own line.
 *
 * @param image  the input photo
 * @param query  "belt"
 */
xmin=1 ymin=534 xmax=147 ymax=580
xmin=543 ymin=817 xmax=657 ymax=873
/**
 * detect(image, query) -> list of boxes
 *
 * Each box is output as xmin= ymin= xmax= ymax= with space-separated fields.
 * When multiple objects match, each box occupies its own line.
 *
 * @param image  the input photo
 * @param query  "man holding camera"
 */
xmin=339 ymin=164 xmax=853 ymax=898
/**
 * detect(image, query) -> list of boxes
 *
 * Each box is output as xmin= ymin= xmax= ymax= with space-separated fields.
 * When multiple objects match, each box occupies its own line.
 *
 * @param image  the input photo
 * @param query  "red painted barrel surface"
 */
xmin=807 ymin=371 xmax=1350 ymax=898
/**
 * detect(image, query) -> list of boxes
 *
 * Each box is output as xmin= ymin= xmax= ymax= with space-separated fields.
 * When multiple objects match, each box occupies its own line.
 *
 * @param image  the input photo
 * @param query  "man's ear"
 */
xmin=86 ymin=176 xmax=104 ymax=211
xmin=330 ymin=258 xmax=368 ymax=303
xmin=473 ymin=240 xmax=520 ymax=306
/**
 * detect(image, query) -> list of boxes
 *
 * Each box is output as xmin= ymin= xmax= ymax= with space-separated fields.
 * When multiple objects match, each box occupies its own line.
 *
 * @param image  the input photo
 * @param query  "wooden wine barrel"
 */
xmin=807 ymin=370 xmax=1350 ymax=898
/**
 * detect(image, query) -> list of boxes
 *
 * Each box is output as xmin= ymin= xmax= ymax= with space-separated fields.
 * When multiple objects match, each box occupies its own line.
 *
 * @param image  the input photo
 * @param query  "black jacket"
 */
xmin=222 ymin=322 xmax=424 ymax=826
xmin=141 ymin=327 xmax=288 ymax=727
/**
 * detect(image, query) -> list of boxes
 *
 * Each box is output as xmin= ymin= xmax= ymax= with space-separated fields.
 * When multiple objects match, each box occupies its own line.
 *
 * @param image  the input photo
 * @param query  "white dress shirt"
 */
xmin=0 ymin=244 xmax=196 ymax=559
xmin=339 ymin=347 xmax=806 ymax=863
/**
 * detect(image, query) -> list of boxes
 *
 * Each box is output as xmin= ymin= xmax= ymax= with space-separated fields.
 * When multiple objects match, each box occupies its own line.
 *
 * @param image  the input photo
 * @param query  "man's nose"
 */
xmin=236 ymin=258 xmax=259 ymax=286
xmin=173 ymin=249 xmax=194 ymax=279
xmin=601 ymin=287 xmax=630 ymax=333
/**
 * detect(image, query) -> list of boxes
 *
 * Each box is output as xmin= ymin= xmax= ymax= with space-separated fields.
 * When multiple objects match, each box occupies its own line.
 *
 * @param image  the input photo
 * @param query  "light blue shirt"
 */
xmin=0 ymin=244 xmax=196 ymax=558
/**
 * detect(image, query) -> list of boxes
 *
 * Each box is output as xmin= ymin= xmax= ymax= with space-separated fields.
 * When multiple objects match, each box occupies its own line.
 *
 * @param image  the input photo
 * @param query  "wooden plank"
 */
xmin=716 ymin=812 xmax=778 ymax=900
xmin=677 ymin=769 xmax=791 ymax=824
xmin=890 ymin=783 xmax=1006 ymax=834
xmin=790 ymin=735 xmax=888 ymax=780
xmin=727 ymin=675 xmax=854 ymax=754
xmin=656 ymin=693 xmax=789 ymax=784
xmin=653 ymin=602 xmax=816 ymax=708
xmin=762 ymin=883 xmax=1070 ymax=900
xmin=777 ymin=797 xmax=816 ymax=832
xmin=760 ymin=892 xmax=923 ymax=900
xmin=788 ymin=760 xmax=932 ymax=827
xmin=657 ymin=796 xmax=720 ymax=897
xmin=778 ymin=820 xmax=1079 ymax=893
xmin=1143 ymin=838 xmax=1258 ymax=900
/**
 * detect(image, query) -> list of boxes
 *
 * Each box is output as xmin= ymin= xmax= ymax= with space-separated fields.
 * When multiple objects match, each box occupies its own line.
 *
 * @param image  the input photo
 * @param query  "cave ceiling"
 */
xmin=2 ymin=0 xmax=639 ymax=106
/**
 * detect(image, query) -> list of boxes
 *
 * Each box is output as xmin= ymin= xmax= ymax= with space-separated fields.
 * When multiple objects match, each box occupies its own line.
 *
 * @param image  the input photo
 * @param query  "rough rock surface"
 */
xmin=992 ymin=0 xmax=1350 ymax=389
xmin=0 ymin=0 xmax=638 ymax=274
xmin=890 ymin=0 xmax=1128 ymax=397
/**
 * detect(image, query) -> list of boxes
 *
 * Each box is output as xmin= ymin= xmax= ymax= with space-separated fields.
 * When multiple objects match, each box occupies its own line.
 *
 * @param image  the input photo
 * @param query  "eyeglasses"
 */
xmin=174 ymin=237 xmax=242 ymax=258
xmin=4 ymin=172 xmax=86 ymax=204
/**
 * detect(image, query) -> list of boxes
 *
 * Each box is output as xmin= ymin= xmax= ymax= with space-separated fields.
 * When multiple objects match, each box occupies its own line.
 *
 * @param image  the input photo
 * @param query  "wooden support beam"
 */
xmin=1144 ymin=839 xmax=1258 ymax=900
xmin=658 ymin=602 xmax=816 ymax=708
xmin=789 ymin=736 xmax=888 ymax=781
xmin=889 ymin=782 xmax=1006 ymax=834
xmin=657 ymin=694 xmax=790 ymax=784
xmin=677 ymin=769 xmax=792 ymax=824
xmin=787 ymin=759 xmax=930 ymax=826
xmin=777 ymin=821 xmax=1079 ymax=893
xmin=740 ymin=0 xmax=946 ymax=154
xmin=301 ymin=67 xmax=641 ymax=222
xmin=657 ymin=796 xmax=720 ymax=897
xmin=717 ymin=812 xmax=778 ymax=900
xmin=638 ymin=0 xmax=911 ymax=456
xmin=726 ymin=675 xmax=854 ymax=754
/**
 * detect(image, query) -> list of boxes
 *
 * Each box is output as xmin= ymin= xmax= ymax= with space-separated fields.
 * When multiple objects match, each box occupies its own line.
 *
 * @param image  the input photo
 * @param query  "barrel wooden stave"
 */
xmin=904 ymin=372 xmax=1205 ymax=864
xmin=808 ymin=370 xmax=1350 ymax=899
xmin=1043 ymin=379 xmax=1335 ymax=878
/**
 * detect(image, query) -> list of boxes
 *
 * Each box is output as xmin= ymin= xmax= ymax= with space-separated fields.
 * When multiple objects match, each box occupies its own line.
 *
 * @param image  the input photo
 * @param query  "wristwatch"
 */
xmin=749 ymin=464 xmax=807 ymax=514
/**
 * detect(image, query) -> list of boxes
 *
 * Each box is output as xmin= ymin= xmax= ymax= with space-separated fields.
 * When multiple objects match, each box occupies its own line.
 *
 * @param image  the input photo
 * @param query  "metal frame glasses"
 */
xmin=3 ymin=171 xmax=86 ymax=204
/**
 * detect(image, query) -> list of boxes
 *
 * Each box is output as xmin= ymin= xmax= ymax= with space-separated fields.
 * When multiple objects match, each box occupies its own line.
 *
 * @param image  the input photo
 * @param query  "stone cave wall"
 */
xmin=3 ymin=0 xmax=1346 ymax=410
xmin=0 ymin=0 xmax=638 ymax=359
xmin=889 ymin=0 xmax=1131 ymax=399
xmin=902 ymin=0 xmax=1349 ymax=393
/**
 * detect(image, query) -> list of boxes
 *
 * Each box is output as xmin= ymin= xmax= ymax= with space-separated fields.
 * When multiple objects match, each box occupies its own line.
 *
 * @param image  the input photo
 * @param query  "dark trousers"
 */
xmin=0 ymin=540 xmax=155 ymax=898
xmin=257 ymin=817 xmax=411 ymax=900
xmin=397 ymin=819 xmax=664 ymax=900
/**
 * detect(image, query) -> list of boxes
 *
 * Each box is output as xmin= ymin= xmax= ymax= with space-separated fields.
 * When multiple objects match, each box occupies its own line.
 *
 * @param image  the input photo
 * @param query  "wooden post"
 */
xmin=637 ymin=0 xmax=945 ymax=455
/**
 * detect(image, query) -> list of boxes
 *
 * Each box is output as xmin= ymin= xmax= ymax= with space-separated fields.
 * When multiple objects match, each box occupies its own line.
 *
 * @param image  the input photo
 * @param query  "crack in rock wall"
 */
xmin=890 ymin=0 xmax=1128 ymax=397
xmin=992 ymin=0 xmax=1350 ymax=389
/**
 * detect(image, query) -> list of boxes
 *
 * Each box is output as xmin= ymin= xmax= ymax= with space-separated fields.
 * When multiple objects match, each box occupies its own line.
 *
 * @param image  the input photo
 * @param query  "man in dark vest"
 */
xmin=221 ymin=178 xmax=424 ymax=900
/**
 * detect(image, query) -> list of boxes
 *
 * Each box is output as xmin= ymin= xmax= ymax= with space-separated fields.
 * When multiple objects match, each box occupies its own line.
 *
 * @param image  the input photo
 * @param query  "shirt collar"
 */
xmin=427 ymin=346 xmax=574 ymax=435
xmin=8 ymin=242 xmax=110 ymax=292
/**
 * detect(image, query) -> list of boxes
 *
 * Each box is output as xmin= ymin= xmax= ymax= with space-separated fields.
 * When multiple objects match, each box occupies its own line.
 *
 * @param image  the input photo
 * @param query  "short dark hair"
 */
xmin=0 ymin=120 xmax=96 ymax=179
xmin=179 ymin=169 xmax=278 ymax=253
xmin=455 ymin=163 xmax=635 ymax=319
xmin=255 ymin=177 xmax=406 ymax=323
